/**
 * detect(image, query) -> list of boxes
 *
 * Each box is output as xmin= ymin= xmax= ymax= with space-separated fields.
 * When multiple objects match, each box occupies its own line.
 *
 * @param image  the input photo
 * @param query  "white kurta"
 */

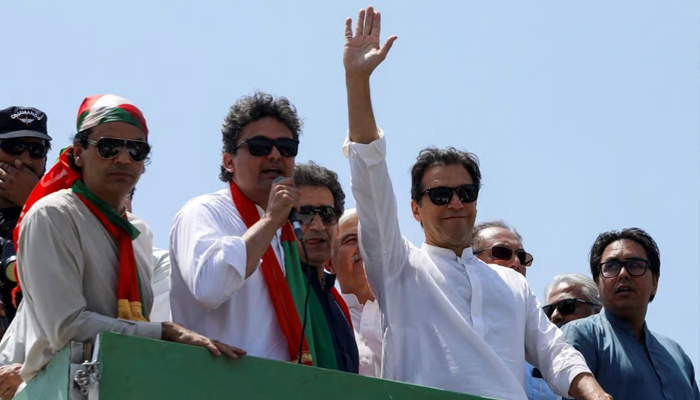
xmin=344 ymin=133 xmax=589 ymax=400
xmin=17 ymin=190 xmax=161 ymax=382
xmin=342 ymin=293 xmax=382 ymax=377
xmin=169 ymin=188 xmax=288 ymax=361
xmin=150 ymin=247 xmax=172 ymax=322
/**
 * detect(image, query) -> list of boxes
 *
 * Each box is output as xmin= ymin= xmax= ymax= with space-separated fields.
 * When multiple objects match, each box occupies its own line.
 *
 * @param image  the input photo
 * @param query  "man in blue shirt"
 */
xmin=562 ymin=227 xmax=699 ymax=399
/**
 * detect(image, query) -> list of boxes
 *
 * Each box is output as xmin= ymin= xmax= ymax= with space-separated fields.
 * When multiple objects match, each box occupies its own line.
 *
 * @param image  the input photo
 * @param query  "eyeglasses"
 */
xmin=235 ymin=136 xmax=299 ymax=157
xmin=419 ymin=184 xmax=479 ymax=206
xmin=542 ymin=298 xmax=595 ymax=319
xmin=88 ymin=137 xmax=151 ymax=162
xmin=0 ymin=139 xmax=49 ymax=159
xmin=298 ymin=206 xmax=338 ymax=226
xmin=599 ymin=259 xmax=650 ymax=278
xmin=474 ymin=245 xmax=534 ymax=266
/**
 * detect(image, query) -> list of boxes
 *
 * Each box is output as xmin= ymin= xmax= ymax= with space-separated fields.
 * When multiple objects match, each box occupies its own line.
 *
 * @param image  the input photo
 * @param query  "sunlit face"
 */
xmin=474 ymin=227 xmax=527 ymax=276
xmin=411 ymin=164 xmax=477 ymax=254
xmin=332 ymin=215 xmax=367 ymax=294
xmin=596 ymin=239 xmax=658 ymax=322
xmin=546 ymin=283 xmax=597 ymax=327
xmin=223 ymin=117 xmax=295 ymax=206
xmin=297 ymin=185 xmax=337 ymax=267
xmin=74 ymin=122 xmax=146 ymax=211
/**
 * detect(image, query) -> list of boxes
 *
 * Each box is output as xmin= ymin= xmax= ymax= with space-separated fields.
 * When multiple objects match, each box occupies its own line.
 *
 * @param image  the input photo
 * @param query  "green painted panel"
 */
xmin=96 ymin=332 xmax=497 ymax=400
xmin=14 ymin=346 xmax=69 ymax=400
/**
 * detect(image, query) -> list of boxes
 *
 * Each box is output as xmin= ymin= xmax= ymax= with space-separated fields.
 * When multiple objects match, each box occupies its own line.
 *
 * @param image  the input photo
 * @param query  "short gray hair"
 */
xmin=544 ymin=273 xmax=602 ymax=312
xmin=339 ymin=208 xmax=357 ymax=226
xmin=471 ymin=220 xmax=523 ymax=251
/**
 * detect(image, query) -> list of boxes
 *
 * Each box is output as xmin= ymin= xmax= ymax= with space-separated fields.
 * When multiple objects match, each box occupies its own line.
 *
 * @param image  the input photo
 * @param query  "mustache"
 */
xmin=351 ymin=253 xmax=362 ymax=263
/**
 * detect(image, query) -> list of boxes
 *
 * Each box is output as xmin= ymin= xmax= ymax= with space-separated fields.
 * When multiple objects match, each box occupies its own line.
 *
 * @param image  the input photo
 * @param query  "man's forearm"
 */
xmin=241 ymin=215 xmax=285 ymax=278
xmin=568 ymin=372 xmax=612 ymax=400
xmin=346 ymin=73 xmax=380 ymax=144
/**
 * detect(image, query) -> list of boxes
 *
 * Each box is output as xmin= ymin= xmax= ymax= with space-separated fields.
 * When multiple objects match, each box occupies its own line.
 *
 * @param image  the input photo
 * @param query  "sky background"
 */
xmin=2 ymin=0 xmax=698 ymax=389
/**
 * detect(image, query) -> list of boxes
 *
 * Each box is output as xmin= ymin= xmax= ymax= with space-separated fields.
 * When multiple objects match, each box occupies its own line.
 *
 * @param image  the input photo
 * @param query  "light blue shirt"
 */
xmin=562 ymin=310 xmax=700 ymax=400
xmin=525 ymin=363 xmax=558 ymax=400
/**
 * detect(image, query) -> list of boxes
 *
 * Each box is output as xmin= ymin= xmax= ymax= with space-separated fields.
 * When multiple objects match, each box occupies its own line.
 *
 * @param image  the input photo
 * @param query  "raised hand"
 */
xmin=344 ymin=6 xmax=398 ymax=77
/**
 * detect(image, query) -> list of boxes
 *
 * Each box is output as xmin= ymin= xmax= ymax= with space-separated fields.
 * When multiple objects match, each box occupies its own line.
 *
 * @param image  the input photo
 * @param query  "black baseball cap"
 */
xmin=0 ymin=106 xmax=52 ymax=141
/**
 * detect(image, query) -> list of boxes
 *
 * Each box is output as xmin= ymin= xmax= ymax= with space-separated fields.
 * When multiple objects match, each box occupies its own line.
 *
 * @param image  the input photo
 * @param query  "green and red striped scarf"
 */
xmin=12 ymin=94 xmax=149 ymax=321
xmin=229 ymin=181 xmax=343 ymax=369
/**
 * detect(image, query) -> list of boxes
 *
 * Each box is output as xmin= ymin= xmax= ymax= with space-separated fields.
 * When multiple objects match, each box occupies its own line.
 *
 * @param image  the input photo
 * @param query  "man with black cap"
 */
xmin=0 ymin=106 xmax=52 ymax=330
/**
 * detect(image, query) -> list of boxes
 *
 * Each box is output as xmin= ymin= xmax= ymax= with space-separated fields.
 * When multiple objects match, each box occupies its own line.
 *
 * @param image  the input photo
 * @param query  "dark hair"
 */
xmin=294 ymin=162 xmax=345 ymax=219
xmin=66 ymin=130 xmax=91 ymax=172
xmin=471 ymin=220 xmax=523 ymax=251
xmin=589 ymin=227 xmax=661 ymax=299
xmin=410 ymin=147 xmax=481 ymax=204
xmin=219 ymin=91 xmax=303 ymax=182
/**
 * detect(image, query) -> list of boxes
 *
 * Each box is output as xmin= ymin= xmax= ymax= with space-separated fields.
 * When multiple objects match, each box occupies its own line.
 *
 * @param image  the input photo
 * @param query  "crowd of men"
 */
xmin=0 ymin=6 xmax=697 ymax=400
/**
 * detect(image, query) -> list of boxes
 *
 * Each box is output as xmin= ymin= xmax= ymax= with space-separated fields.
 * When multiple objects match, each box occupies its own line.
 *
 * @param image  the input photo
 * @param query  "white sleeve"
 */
xmin=169 ymin=197 xmax=252 ymax=310
xmin=523 ymin=283 xmax=590 ymax=397
xmin=17 ymin=204 xmax=163 ymax=351
xmin=343 ymin=131 xmax=410 ymax=302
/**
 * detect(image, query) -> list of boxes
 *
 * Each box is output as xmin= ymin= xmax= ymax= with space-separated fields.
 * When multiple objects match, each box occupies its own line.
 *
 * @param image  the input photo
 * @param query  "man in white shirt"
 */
xmin=170 ymin=92 xmax=349 ymax=371
xmin=341 ymin=6 xmax=611 ymax=400
xmin=472 ymin=220 xmax=556 ymax=400
xmin=331 ymin=208 xmax=381 ymax=377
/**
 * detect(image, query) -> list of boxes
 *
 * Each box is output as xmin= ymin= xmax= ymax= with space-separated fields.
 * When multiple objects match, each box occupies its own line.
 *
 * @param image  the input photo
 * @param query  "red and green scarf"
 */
xmin=230 ymin=181 xmax=349 ymax=369
xmin=12 ymin=148 xmax=147 ymax=320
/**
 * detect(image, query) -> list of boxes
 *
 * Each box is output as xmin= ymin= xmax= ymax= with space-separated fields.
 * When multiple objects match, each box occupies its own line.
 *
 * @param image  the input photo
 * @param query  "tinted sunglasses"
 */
xmin=599 ymin=259 xmax=649 ymax=278
xmin=235 ymin=136 xmax=299 ymax=157
xmin=474 ymin=245 xmax=533 ymax=266
xmin=0 ymin=139 xmax=49 ymax=159
xmin=419 ymin=184 xmax=478 ymax=206
xmin=88 ymin=137 xmax=151 ymax=162
xmin=298 ymin=206 xmax=338 ymax=226
xmin=542 ymin=298 xmax=594 ymax=319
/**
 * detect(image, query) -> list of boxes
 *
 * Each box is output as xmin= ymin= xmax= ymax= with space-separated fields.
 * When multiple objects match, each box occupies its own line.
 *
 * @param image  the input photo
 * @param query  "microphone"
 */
xmin=273 ymin=177 xmax=304 ymax=240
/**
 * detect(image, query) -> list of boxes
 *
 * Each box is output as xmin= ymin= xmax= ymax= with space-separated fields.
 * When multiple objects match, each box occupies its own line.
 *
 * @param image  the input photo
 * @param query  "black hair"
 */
xmin=219 ymin=91 xmax=303 ymax=182
xmin=410 ymin=146 xmax=481 ymax=205
xmin=294 ymin=161 xmax=345 ymax=219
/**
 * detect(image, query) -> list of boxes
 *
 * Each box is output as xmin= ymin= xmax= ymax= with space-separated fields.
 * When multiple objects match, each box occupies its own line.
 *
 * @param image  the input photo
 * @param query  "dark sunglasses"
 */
xmin=542 ymin=298 xmax=594 ymax=319
xmin=235 ymin=136 xmax=299 ymax=157
xmin=474 ymin=245 xmax=533 ymax=266
xmin=297 ymin=206 xmax=338 ymax=226
xmin=419 ymin=184 xmax=479 ymax=206
xmin=0 ymin=139 xmax=49 ymax=159
xmin=88 ymin=137 xmax=151 ymax=162
xmin=599 ymin=259 xmax=649 ymax=278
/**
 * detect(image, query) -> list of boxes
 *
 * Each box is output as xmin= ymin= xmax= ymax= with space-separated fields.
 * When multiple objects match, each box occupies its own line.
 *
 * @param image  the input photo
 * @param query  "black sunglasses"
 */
xmin=419 ymin=184 xmax=479 ymax=206
xmin=297 ymin=206 xmax=338 ymax=226
xmin=474 ymin=245 xmax=533 ymax=266
xmin=235 ymin=136 xmax=299 ymax=158
xmin=542 ymin=298 xmax=594 ymax=319
xmin=0 ymin=139 xmax=49 ymax=159
xmin=88 ymin=137 xmax=151 ymax=162
xmin=599 ymin=259 xmax=649 ymax=278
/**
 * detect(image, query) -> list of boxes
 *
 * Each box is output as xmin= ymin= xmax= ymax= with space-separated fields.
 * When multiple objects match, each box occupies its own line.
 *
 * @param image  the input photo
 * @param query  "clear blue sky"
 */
xmin=3 ymin=0 xmax=698 ymax=388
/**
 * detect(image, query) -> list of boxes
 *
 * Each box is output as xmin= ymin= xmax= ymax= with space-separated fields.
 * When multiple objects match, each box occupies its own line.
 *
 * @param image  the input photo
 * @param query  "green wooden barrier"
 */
xmin=16 ymin=332 xmax=499 ymax=400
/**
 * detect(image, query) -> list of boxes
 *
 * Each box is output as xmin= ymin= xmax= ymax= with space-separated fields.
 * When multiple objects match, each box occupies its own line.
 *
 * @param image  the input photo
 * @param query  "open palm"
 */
xmin=344 ymin=7 xmax=397 ymax=76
